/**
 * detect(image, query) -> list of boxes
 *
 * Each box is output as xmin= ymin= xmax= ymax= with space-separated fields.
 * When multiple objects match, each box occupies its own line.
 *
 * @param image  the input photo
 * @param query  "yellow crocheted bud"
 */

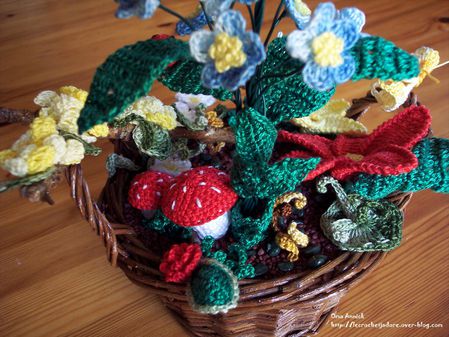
xmin=0 ymin=149 xmax=16 ymax=165
xmin=292 ymin=99 xmax=368 ymax=135
xmin=30 ymin=116 xmax=57 ymax=143
xmin=208 ymin=32 xmax=247 ymax=73
xmin=26 ymin=145 xmax=56 ymax=175
xmin=206 ymin=111 xmax=224 ymax=128
xmin=414 ymin=47 xmax=440 ymax=87
xmin=295 ymin=0 xmax=311 ymax=16
xmin=312 ymin=32 xmax=344 ymax=67
xmin=58 ymin=86 xmax=88 ymax=103
xmin=86 ymin=123 xmax=109 ymax=138
xmin=123 ymin=96 xmax=177 ymax=130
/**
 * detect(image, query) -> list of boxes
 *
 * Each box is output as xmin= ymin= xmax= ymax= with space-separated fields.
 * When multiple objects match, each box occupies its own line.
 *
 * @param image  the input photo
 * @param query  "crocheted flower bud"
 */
xmin=159 ymin=243 xmax=202 ymax=283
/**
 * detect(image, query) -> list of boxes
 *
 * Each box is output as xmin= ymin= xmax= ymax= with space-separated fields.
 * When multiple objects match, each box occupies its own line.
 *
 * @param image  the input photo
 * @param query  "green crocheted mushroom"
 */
xmin=188 ymin=259 xmax=239 ymax=314
xmin=318 ymin=177 xmax=403 ymax=252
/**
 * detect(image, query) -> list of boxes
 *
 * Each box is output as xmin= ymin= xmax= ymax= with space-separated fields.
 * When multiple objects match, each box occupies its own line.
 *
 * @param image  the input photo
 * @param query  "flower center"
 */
xmin=208 ymin=32 xmax=247 ymax=73
xmin=295 ymin=0 xmax=311 ymax=16
xmin=312 ymin=32 xmax=344 ymax=67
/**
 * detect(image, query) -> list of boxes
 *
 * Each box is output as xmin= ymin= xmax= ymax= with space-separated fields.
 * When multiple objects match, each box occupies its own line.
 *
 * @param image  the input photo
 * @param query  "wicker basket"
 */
xmin=63 ymin=93 xmax=415 ymax=337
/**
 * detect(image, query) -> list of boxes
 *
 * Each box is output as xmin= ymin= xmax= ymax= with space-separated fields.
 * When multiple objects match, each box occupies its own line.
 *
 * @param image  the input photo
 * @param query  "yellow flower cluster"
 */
xmin=372 ymin=47 xmax=440 ymax=112
xmin=312 ymin=32 xmax=344 ymax=67
xmin=208 ymin=32 xmax=247 ymax=73
xmin=292 ymin=99 xmax=368 ymax=136
xmin=0 ymin=85 xmax=106 ymax=178
xmin=120 ymin=96 xmax=178 ymax=130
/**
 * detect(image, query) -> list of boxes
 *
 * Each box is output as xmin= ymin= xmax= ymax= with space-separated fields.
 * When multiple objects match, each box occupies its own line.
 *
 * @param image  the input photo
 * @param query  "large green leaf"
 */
xmin=230 ymin=107 xmax=277 ymax=165
xmin=159 ymin=59 xmax=232 ymax=101
xmin=78 ymin=38 xmax=191 ymax=133
xmin=350 ymin=138 xmax=449 ymax=199
xmin=252 ymin=38 xmax=335 ymax=124
xmin=350 ymin=36 xmax=420 ymax=81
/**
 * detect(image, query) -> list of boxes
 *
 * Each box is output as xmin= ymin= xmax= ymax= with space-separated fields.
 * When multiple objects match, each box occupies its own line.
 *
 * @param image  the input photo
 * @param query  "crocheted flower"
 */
xmin=115 ymin=0 xmax=159 ymax=19
xmin=176 ymin=7 xmax=209 ymax=36
xmin=189 ymin=10 xmax=266 ymax=91
xmin=277 ymin=105 xmax=431 ymax=180
xmin=121 ymin=96 xmax=177 ymax=130
xmin=286 ymin=3 xmax=365 ymax=91
xmin=26 ymin=145 xmax=56 ymax=175
xmin=30 ymin=116 xmax=57 ymax=143
xmin=59 ymin=139 xmax=85 ymax=165
xmin=372 ymin=47 xmax=440 ymax=112
xmin=291 ymin=99 xmax=367 ymax=135
xmin=174 ymin=93 xmax=215 ymax=124
xmin=150 ymin=158 xmax=192 ymax=176
xmin=161 ymin=166 xmax=238 ymax=239
xmin=284 ymin=0 xmax=311 ymax=29
xmin=159 ymin=243 xmax=202 ymax=283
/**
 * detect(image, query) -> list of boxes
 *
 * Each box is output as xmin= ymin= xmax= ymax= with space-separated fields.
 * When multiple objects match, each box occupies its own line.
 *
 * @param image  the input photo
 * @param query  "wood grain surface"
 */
xmin=0 ymin=1 xmax=448 ymax=336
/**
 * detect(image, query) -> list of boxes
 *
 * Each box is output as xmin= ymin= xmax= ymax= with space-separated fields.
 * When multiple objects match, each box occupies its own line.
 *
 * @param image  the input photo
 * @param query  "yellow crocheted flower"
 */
xmin=312 ymin=32 xmax=344 ymax=67
xmin=292 ymin=99 xmax=368 ymax=135
xmin=372 ymin=47 xmax=440 ymax=112
xmin=58 ymin=86 xmax=88 ymax=102
xmin=123 ymin=96 xmax=177 ymax=130
xmin=86 ymin=123 xmax=109 ymax=137
xmin=208 ymin=32 xmax=247 ymax=73
xmin=26 ymin=145 xmax=56 ymax=175
xmin=59 ymin=139 xmax=85 ymax=165
xmin=0 ymin=149 xmax=16 ymax=165
xmin=30 ymin=116 xmax=58 ymax=143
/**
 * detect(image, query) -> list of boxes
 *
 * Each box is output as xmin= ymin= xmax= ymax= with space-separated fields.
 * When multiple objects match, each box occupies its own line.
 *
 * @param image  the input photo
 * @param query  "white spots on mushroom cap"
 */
xmin=157 ymin=179 xmax=164 ymax=183
xmin=143 ymin=184 xmax=148 ymax=190
xmin=171 ymin=200 xmax=176 ymax=210
xmin=182 ymin=185 xmax=187 ymax=193
xmin=195 ymin=198 xmax=202 ymax=208
xmin=133 ymin=181 xmax=138 ymax=186
xmin=199 ymin=182 xmax=206 ymax=186
xmin=218 ymin=172 xmax=226 ymax=176
xmin=199 ymin=170 xmax=204 ymax=174
xmin=156 ymin=191 xmax=161 ymax=197
xmin=211 ymin=186 xmax=221 ymax=193
xmin=136 ymin=194 xmax=141 ymax=200
xmin=170 ymin=183 xmax=176 ymax=189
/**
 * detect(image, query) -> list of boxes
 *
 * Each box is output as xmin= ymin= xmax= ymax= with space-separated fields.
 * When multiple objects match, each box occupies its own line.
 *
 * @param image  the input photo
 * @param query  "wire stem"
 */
xmin=247 ymin=5 xmax=256 ymax=32
xmin=264 ymin=1 xmax=285 ymax=47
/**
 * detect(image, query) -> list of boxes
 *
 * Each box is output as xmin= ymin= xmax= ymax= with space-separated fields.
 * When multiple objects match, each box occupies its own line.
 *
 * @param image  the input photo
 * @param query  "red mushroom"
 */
xmin=161 ymin=166 xmax=238 ymax=239
xmin=128 ymin=171 xmax=173 ymax=218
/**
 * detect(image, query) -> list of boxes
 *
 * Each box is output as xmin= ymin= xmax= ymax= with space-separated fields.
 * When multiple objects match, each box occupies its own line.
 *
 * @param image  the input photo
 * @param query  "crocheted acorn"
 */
xmin=128 ymin=171 xmax=173 ymax=219
xmin=161 ymin=166 xmax=238 ymax=239
xmin=188 ymin=259 xmax=239 ymax=314
xmin=159 ymin=243 xmax=202 ymax=283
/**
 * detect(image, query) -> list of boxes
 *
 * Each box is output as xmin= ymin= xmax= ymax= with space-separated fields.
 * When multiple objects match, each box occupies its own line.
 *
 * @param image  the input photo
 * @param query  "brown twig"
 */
xmin=19 ymin=167 xmax=64 ymax=204
xmin=0 ymin=107 xmax=38 ymax=125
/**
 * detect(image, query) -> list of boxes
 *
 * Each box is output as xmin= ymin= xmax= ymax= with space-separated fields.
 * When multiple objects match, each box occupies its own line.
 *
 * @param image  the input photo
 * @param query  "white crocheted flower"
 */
xmin=2 ymin=157 xmax=28 ymax=177
xmin=150 ymin=158 xmax=192 ymax=176
xmin=43 ymin=134 xmax=67 ymax=164
xmin=60 ymin=139 xmax=85 ymax=165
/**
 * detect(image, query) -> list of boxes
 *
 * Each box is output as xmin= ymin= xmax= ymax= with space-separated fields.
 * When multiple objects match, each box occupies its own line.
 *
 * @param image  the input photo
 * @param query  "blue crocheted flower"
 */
xmin=176 ymin=11 xmax=209 ymax=36
xmin=286 ymin=2 xmax=365 ymax=91
xmin=204 ymin=0 xmax=259 ymax=19
xmin=284 ymin=0 xmax=312 ymax=29
xmin=190 ymin=10 xmax=266 ymax=91
xmin=115 ymin=0 xmax=159 ymax=19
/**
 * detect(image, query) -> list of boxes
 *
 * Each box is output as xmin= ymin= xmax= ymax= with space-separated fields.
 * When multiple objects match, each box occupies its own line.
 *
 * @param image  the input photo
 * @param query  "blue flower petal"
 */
xmin=331 ymin=19 xmax=359 ymax=50
xmin=115 ymin=0 xmax=159 ymax=19
xmin=332 ymin=53 xmax=356 ymax=83
xmin=242 ymin=31 xmax=267 ymax=65
xmin=190 ymin=30 xmax=216 ymax=63
xmin=284 ymin=0 xmax=311 ymax=29
xmin=204 ymin=0 xmax=233 ymax=19
xmin=176 ymin=11 xmax=209 ymax=36
xmin=216 ymin=10 xmax=247 ymax=37
xmin=302 ymin=61 xmax=336 ymax=91
xmin=308 ymin=2 xmax=337 ymax=34
xmin=339 ymin=7 xmax=365 ymax=32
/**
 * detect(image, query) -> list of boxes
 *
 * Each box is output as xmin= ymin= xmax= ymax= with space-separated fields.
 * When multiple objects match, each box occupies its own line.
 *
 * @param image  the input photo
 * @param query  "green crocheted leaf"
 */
xmin=159 ymin=59 xmax=232 ymax=101
xmin=231 ymin=157 xmax=320 ymax=199
xmin=252 ymin=38 xmax=335 ymax=124
xmin=78 ymin=38 xmax=191 ymax=133
xmin=231 ymin=107 xmax=277 ymax=165
xmin=350 ymin=138 xmax=449 ymax=199
xmin=60 ymin=131 xmax=102 ymax=156
xmin=189 ymin=259 xmax=239 ymax=314
xmin=231 ymin=197 xmax=276 ymax=249
xmin=132 ymin=120 xmax=172 ymax=160
xmin=0 ymin=168 xmax=56 ymax=193
xmin=142 ymin=210 xmax=192 ymax=240
xmin=350 ymin=36 xmax=420 ymax=81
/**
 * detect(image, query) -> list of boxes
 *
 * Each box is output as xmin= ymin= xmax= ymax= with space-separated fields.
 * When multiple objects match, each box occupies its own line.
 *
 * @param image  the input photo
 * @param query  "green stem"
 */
xmin=254 ymin=0 xmax=266 ymax=34
xmin=264 ymin=2 xmax=285 ymax=47
xmin=159 ymin=4 xmax=194 ymax=30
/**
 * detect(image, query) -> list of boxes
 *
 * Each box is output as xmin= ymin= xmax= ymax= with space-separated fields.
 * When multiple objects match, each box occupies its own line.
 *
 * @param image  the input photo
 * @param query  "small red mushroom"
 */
xmin=161 ymin=166 xmax=238 ymax=239
xmin=128 ymin=171 xmax=173 ymax=218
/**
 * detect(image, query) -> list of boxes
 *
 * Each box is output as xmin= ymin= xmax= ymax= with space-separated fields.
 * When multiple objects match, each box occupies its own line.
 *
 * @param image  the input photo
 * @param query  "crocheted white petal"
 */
xmin=3 ymin=157 xmax=28 ymax=177
xmin=34 ymin=90 xmax=58 ymax=107
xmin=43 ymin=134 xmax=67 ymax=164
xmin=60 ymin=139 xmax=85 ymax=165
xmin=286 ymin=30 xmax=312 ymax=62
xmin=189 ymin=30 xmax=215 ymax=63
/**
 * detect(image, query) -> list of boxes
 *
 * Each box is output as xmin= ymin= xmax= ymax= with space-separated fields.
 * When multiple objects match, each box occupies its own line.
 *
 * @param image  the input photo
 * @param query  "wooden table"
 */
xmin=0 ymin=1 xmax=448 ymax=336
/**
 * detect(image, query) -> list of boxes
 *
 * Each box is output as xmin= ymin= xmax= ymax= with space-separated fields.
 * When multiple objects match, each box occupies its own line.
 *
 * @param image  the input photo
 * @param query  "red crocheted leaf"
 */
xmin=159 ymin=243 xmax=202 ymax=283
xmin=331 ymin=145 xmax=418 ymax=180
xmin=367 ymin=105 xmax=431 ymax=153
xmin=277 ymin=131 xmax=335 ymax=159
